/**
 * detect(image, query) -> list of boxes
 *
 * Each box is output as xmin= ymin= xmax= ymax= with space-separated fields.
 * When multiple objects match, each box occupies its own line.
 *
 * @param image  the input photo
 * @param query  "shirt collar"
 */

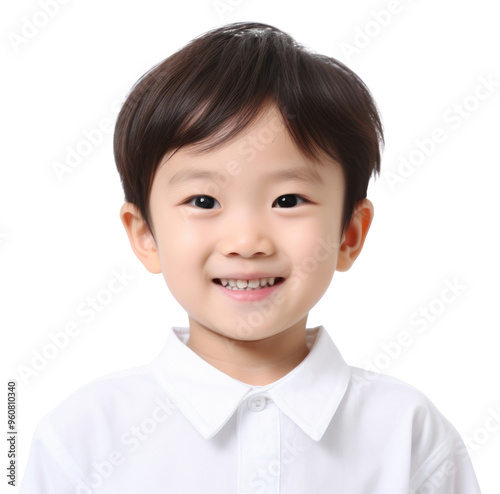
xmin=151 ymin=325 xmax=350 ymax=442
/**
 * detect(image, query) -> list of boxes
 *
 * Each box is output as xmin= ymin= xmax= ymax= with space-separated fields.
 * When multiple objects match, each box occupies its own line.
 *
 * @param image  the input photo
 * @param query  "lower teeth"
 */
xmin=225 ymin=285 xmax=269 ymax=291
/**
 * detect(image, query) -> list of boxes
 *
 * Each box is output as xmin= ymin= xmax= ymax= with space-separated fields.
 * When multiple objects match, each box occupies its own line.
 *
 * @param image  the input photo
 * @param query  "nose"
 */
xmin=217 ymin=215 xmax=275 ymax=258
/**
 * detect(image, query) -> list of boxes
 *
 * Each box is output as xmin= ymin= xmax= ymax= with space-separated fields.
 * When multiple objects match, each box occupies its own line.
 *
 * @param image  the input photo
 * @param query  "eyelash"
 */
xmin=182 ymin=194 xmax=309 ymax=209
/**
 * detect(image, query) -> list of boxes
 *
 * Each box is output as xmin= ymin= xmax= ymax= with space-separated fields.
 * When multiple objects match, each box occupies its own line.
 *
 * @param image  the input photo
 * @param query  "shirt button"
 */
xmin=248 ymin=395 xmax=266 ymax=412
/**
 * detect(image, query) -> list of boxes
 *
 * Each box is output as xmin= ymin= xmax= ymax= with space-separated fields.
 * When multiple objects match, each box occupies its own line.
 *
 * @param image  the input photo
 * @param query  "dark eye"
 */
xmin=273 ymin=194 xmax=307 ymax=208
xmin=185 ymin=195 xmax=221 ymax=209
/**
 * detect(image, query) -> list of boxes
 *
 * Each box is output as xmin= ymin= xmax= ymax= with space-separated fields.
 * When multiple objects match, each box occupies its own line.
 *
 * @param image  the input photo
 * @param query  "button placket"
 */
xmin=238 ymin=392 xmax=280 ymax=493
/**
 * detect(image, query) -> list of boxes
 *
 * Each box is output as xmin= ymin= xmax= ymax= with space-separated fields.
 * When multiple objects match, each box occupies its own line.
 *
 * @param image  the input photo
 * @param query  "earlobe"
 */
xmin=336 ymin=199 xmax=374 ymax=272
xmin=119 ymin=202 xmax=162 ymax=274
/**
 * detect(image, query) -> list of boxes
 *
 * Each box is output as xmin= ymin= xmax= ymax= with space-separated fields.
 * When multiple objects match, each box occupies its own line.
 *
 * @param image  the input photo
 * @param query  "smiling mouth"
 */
xmin=212 ymin=277 xmax=285 ymax=291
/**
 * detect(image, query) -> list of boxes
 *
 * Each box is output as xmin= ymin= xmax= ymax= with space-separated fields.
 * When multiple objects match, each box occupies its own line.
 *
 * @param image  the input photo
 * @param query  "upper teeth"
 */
xmin=220 ymin=278 xmax=277 ymax=289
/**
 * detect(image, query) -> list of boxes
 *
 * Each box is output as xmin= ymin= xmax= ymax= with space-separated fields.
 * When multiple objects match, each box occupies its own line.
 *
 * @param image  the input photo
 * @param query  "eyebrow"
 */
xmin=167 ymin=165 xmax=324 ymax=187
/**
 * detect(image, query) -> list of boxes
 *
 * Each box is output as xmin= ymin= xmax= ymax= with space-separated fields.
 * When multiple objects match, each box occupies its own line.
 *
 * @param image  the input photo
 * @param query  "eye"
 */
xmin=273 ymin=194 xmax=308 ymax=208
xmin=184 ymin=195 xmax=221 ymax=209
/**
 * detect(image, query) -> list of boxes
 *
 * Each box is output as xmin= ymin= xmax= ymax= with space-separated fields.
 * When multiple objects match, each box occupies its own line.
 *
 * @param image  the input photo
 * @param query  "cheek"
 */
xmin=284 ymin=215 xmax=338 ymax=256
xmin=286 ymin=222 xmax=339 ymax=287
xmin=158 ymin=220 xmax=211 ymax=281
xmin=176 ymin=214 xmax=215 ymax=243
xmin=302 ymin=240 xmax=338 ymax=280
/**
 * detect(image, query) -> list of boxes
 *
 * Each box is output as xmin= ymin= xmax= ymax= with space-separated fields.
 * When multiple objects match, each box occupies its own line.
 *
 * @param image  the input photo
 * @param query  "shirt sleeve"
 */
xmin=408 ymin=410 xmax=482 ymax=493
xmin=19 ymin=417 xmax=82 ymax=494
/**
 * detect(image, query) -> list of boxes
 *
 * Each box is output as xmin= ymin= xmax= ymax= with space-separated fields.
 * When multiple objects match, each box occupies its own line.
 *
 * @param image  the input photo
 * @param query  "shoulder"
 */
xmin=32 ymin=363 xmax=170 ymax=452
xmin=345 ymin=366 xmax=475 ymax=489
xmin=49 ymin=363 xmax=158 ymax=416
xmin=347 ymin=365 xmax=446 ymax=413
xmin=21 ymin=365 xmax=165 ymax=492
xmin=346 ymin=365 xmax=455 ymax=433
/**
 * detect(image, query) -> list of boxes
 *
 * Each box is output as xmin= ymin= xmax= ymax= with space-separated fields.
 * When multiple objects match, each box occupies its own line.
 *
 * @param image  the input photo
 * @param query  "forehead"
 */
xmin=157 ymin=105 xmax=341 ymax=188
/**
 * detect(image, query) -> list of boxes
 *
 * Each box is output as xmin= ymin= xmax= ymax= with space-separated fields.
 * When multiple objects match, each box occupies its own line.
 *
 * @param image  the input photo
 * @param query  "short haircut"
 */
xmin=113 ymin=21 xmax=384 ymax=241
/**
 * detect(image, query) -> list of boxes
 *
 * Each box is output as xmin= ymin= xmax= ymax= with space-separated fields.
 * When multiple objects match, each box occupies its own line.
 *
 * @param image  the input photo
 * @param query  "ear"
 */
xmin=119 ymin=202 xmax=162 ymax=274
xmin=336 ymin=198 xmax=374 ymax=272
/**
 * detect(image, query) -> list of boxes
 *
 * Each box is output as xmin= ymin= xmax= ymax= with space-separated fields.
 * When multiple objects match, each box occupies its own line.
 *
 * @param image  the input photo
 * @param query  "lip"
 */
xmin=212 ymin=277 xmax=286 ymax=302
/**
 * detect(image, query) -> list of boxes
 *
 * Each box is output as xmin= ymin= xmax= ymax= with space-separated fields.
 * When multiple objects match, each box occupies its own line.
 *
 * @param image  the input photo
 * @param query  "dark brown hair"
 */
xmin=113 ymin=22 xmax=384 ymax=241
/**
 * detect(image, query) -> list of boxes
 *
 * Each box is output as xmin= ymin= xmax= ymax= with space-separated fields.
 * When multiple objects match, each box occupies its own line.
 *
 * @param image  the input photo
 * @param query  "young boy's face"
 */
xmin=120 ymin=104 xmax=373 ymax=345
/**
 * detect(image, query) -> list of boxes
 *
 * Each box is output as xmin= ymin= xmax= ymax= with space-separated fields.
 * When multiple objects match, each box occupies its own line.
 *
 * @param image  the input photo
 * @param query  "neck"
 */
xmin=185 ymin=317 xmax=311 ymax=386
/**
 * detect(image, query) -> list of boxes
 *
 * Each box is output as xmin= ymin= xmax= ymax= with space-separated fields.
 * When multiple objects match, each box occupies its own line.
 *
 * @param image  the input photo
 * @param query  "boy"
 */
xmin=20 ymin=22 xmax=481 ymax=493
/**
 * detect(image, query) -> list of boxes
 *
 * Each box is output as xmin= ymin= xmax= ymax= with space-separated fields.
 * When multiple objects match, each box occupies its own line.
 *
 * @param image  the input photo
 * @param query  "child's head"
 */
xmin=114 ymin=22 xmax=384 ymax=341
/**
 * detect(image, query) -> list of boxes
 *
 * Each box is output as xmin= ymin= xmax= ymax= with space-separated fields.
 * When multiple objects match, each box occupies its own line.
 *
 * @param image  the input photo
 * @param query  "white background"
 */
xmin=2 ymin=0 xmax=499 ymax=491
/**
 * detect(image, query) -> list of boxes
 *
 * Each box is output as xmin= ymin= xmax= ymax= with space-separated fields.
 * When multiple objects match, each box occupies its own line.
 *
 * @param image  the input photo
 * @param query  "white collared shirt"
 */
xmin=20 ymin=325 xmax=481 ymax=493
